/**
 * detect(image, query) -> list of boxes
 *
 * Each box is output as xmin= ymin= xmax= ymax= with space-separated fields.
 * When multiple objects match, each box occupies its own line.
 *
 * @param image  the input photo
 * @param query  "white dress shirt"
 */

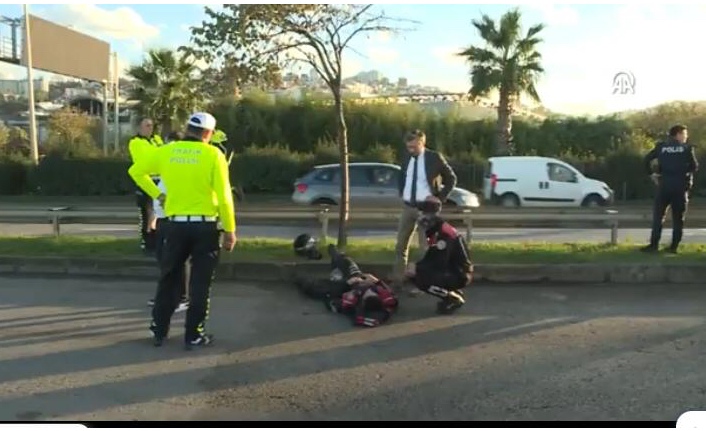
xmin=402 ymin=149 xmax=432 ymax=203
xmin=153 ymin=180 xmax=167 ymax=219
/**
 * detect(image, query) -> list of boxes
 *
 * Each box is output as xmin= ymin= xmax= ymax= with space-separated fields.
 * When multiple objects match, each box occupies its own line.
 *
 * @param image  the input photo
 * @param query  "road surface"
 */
xmin=0 ymin=222 xmax=703 ymax=243
xmin=0 ymin=276 xmax=702 ymax=421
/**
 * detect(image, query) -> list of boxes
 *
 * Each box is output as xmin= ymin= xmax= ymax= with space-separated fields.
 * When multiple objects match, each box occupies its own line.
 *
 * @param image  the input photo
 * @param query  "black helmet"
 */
xmin=418 ymin=196 xmax=443 ymax=230
xmin=419 ymin=196 xmax=442 ymax=214
xmin=293 ymin=233 xmax=323 ymax=260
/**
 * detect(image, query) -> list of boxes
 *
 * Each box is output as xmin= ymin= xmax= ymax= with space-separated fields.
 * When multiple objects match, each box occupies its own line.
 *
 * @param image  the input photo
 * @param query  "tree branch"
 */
xmin=289 ymin=27 xmax=337 ymax=82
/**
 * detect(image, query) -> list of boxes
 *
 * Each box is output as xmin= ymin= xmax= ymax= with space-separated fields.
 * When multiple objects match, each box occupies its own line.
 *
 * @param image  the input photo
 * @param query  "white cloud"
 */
xmin=366 ymin=46 xmax=399 ymax=65
xmin=431 ymin=46 xmax=466 ymax=67
xmin=111 ymin=54 xmax=131 ymax=79
xmin=442 ymin=4 xmax=706 ymax=115
xmin=536 ymin=4 xmax=705 ymax=115
xmin=42 ymin=4 xmax=160 ymax=44
xmin=525 ymin=4 xmax=579 ymax=27
xmin=342 ymin=57 xmax=362 ymax=78
xmin=368 ymin=30 xmax=392 ymax=44
xmin=180 ymin=24 xmax=192 ymax=32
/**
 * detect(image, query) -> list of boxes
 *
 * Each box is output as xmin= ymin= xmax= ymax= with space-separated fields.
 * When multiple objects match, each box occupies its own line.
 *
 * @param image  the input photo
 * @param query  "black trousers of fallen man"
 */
xmin=152 ymin=219 xmax=220 ymax=343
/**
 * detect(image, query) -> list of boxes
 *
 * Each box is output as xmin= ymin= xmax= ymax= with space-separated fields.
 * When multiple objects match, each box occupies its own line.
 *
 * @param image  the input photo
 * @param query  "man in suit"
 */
xmin=393 ymin=129 xmax=457 ymax=293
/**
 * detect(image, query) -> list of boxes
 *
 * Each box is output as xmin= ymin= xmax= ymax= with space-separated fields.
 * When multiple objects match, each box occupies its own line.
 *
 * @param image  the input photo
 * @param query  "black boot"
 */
xmin=436 ymin=291 xmax=465 ymax=315
xmin=640 ymin=244 xmax=659 ymax=253
xmin=149 ymin=321 xmax=166 ymax=347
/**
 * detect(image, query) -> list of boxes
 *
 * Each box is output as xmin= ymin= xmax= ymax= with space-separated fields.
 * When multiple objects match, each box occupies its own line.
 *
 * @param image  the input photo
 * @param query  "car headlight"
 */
xmin=466 ymin=194 xmax=481 ymax=208
xmin=454 ymin=192 xmax=480 ymax=208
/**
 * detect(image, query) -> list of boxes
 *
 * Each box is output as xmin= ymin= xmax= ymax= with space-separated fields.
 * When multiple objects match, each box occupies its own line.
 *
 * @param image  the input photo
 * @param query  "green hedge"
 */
xmin=30 ymin=155 xmax=134 ymax=195
xmin=3 ymin=97 xmax=706 ymax=200
xmin=209 ymin=97 xmax=640 ymax=159
xmin=0 ymin=146 xmax=673 ymax=199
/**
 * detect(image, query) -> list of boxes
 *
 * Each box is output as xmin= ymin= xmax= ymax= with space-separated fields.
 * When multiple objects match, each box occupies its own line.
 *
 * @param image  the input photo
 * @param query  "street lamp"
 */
xmin=22 ymin=4 xmax=38 ymax=165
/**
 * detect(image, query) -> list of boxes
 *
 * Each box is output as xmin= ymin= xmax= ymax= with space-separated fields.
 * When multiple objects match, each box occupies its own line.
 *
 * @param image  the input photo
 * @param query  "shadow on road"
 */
xmin=0 ymin=277 xmax=703 ymax=420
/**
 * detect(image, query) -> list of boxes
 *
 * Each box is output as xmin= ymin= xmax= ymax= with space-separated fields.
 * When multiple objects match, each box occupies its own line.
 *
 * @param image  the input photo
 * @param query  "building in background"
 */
xmin=0 ymin=77 xmax=50 ymax=98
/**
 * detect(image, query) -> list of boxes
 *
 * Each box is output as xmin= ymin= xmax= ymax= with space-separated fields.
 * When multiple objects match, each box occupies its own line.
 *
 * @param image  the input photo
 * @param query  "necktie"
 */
xmin=410 ymin=155 xmax=418 ymax=205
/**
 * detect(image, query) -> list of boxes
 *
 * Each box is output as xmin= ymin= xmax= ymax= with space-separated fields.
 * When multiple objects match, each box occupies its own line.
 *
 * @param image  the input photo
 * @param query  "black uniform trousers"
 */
xmin=152 ymin=220 xmax=220 ymax=342
xmin=154 ymin=218 xmax=188 ymax=301
xmin=135 ymin=181 xmax=158 ymax=251
xmin=414 ymin=270 xmax=469 ymax=299
xmin=649 ymin=187 xmax=689 ymax=248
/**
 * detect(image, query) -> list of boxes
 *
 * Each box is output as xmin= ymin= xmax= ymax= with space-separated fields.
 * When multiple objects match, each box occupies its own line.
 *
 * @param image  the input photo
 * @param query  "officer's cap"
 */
xmin=187 ymin=112 xmax=217 ymax=131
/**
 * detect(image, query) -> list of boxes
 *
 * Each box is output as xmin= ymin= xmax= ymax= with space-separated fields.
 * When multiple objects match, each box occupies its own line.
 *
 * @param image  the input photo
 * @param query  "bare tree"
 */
xmin=186 ymin=4 xmax=413 ymax=248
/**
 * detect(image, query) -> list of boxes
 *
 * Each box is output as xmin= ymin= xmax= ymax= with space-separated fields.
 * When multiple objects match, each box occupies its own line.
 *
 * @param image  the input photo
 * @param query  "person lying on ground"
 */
xmin=293 ymin=236 xmax=399 ymax=327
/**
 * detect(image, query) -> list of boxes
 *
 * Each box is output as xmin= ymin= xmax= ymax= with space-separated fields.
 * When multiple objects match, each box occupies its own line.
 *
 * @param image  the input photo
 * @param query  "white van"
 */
xmin=483 ymin=156 xmax=614 ymax=207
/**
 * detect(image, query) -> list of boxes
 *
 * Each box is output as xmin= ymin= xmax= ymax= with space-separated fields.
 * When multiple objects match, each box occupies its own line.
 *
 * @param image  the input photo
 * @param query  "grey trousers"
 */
xmin=393 ymin=204 xmax=428 ymax=282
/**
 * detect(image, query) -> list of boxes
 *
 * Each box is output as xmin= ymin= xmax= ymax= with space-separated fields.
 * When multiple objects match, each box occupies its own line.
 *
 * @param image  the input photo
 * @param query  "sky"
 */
xmin=0 ymin=2 xmax=702 ymax=116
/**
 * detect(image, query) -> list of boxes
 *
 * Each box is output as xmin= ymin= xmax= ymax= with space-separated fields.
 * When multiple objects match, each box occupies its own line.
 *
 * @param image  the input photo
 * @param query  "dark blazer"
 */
xmin=398 ymin=149 xmax=457 ymax=202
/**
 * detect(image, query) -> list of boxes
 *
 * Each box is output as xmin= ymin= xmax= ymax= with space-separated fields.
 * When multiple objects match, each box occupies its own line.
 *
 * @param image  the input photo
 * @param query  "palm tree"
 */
xmin=127 ymin=49 xmax=202 ymax=136
xmin=458 ymin=8 xmax=545 ymax=156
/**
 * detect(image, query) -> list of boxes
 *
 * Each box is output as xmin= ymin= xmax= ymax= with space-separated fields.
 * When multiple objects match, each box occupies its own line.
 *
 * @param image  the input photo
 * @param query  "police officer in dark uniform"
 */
xmin=641 ymin=124 xmax=698 ymax=254
xmin=128 ymin=118 xmax=165 ymax=253
xmin=405 ymin=196 xmax=473 ymax=314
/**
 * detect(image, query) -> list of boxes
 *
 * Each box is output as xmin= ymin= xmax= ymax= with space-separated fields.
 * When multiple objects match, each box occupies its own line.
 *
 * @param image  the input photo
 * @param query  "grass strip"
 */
xmin=0 ymin=236 xmax=702 ymax=264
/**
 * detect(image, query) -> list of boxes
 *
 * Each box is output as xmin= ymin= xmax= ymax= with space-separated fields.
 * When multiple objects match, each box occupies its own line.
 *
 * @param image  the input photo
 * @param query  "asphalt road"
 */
xmin=0 ymin=276 xmax=704 ymax=421
xmin=2 ymin=222 xmax=706 ymax=243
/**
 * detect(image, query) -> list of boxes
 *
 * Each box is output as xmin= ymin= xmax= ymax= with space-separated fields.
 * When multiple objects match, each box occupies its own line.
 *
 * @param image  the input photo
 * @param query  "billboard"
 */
xmin=21 ymin=14 xmax=110 ymax=83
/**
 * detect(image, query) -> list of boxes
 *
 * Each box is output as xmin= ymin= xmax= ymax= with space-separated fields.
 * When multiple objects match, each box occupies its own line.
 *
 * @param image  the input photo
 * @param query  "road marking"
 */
xmin=539 ymin=292 xmax=568 ymax=302
xmin=483 ymin=317 xmax=574 ymax=336
xmin=81 ymin=228 xmax=134 ymax=232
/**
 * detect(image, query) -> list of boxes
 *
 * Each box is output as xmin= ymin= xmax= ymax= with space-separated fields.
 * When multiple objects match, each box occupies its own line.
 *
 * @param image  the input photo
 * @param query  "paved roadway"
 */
xmin=3 ymin=222 xmax=706 ymax=243
xmin=0 ymin=276 xmax=703 ymax=421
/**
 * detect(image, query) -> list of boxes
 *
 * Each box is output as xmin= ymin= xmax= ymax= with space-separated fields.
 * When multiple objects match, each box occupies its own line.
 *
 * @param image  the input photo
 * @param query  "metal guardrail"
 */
xmin=0 ymin=207 xmax=655 ymax=246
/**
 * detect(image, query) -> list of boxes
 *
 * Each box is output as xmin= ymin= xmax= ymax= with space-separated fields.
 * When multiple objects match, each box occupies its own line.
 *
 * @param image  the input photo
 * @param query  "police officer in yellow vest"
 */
xmin=209 ymin=129 xmax=245 ymax=202
xmin=128 ymin=112 xmax=236 ymax=350
xmin=128 ymin=118 xmax=165 ymax=253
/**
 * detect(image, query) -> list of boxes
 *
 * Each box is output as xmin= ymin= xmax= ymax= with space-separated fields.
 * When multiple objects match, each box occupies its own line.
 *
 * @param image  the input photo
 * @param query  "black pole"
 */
xmin=10 ymin=21 xmax=17 ymax=60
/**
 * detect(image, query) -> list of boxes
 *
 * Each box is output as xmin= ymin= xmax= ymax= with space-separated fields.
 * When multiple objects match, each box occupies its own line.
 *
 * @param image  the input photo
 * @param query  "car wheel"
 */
xmin=581 ymin=194 xmax=604 ymax=208
xmin=312 ymin=198 xmax=337 ymax=206
xmin=500 ymin=193 xmax=520 ymax=208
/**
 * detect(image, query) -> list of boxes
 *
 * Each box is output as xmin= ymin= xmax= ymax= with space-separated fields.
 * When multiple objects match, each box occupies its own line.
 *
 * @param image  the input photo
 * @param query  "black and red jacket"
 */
xmin=416 ymin=220 xmax=474 ymax=289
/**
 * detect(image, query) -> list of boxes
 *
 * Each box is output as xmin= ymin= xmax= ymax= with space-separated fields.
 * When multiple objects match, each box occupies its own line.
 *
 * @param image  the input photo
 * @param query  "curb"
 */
xmin=0 ymin=256 xmax=704 ymax=285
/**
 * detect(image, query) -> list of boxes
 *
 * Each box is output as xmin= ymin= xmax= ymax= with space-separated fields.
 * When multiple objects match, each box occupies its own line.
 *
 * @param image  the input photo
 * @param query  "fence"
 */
xmin=0 ymin=207 xmax=661 ymax=246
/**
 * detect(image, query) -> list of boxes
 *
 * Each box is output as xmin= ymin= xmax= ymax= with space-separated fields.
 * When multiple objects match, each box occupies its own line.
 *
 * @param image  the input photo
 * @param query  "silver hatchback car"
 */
xmin=292 ymin=162 xmax=481 ymax=208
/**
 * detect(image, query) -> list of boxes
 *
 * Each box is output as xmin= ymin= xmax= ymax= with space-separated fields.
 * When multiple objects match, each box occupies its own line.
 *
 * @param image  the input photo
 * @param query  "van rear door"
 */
xmin=482 ymin=160 xmax=494 ymax=200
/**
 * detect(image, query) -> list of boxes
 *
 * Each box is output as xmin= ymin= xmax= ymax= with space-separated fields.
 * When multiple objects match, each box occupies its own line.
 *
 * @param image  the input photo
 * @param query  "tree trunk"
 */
xmin=333 ymin=92 xmax=350 ymax=250
xmin=495 ymin=90 xmax=513 ymax=156
xmin=159 ymin=117 xmax=172 ymax=139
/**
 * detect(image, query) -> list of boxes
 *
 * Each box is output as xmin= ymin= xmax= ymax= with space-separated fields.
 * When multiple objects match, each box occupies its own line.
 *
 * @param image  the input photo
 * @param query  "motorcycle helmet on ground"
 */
xmin=293 ymin=233 xmax=323 ymax=260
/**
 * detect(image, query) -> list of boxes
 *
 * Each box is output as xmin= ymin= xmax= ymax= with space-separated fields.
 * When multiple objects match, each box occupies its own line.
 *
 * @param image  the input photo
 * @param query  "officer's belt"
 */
xmin=169 ymin=215 xmax=218 ymax=223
